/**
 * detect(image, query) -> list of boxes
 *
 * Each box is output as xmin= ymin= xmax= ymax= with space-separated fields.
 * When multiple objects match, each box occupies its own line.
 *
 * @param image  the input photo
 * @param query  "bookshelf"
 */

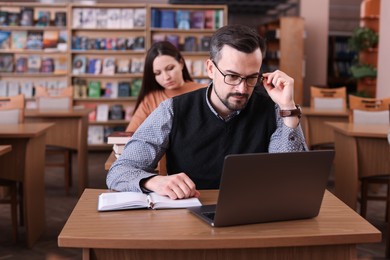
xmin=327 ymin=35 xmax=357 ymax=93
xmin=69 ymin=3 xmax=227 ymax=150
xmin=0 ymin=3 xmax=69 ymax=98
xmin=0 ymin=3 xmax=227 ymax=150
xmin=258 ymin=17 xmax=305 ymax=105
xmin=149 ymin=4 xmax=227 ymax=84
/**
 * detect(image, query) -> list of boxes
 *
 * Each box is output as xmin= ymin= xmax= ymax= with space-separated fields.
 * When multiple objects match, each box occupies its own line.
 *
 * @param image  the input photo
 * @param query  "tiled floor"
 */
xmin=0 ymin=151 xmax=388 ymax=259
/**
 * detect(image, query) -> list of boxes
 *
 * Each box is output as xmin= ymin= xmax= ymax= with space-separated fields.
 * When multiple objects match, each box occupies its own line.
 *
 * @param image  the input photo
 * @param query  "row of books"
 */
xmin=152 ymin=34 xmax=211 ymax=52
xmin=72 ymin=36 xmax=144 ymax=51
xmin=184 ymin=59 xmax=208 ymax=77
xmin=72 ymin=8 xmax=146 ymax=29
xmin=0 ymin=54 xmax=67 ymax=74
xmin=0 ymin=30 xmax=67 ymax=51
xmin=0 ymin=80 xmax=67 ymax=98
xmin=72 ymin=56 xmax=144 ymax=75
xmin=151 ymin=9 xmax=224 ymax=30
xmin=0 ymin=8 xmax=66 ymax=27
xmin=73 ymin=79 xmax=142 ymax=99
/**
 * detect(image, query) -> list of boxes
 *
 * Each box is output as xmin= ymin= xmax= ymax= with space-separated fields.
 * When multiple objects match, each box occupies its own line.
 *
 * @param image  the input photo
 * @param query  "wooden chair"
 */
xmin=309 ymin=86 xmax=347 ymax=150
xmin=0 ymin=94 xmax=25 ymax=242
xmin=310 ymin=86 xmax=347 ymax=110
xmin=348 ymin=95 xmax=390 ymax=219
xmin=35 ymin=86 xmax=74 ymax=194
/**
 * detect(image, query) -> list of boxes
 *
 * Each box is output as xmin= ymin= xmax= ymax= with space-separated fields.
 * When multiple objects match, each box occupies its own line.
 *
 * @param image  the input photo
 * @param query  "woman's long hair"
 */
xmin=133 ymin=41 xmax=193 ymax=114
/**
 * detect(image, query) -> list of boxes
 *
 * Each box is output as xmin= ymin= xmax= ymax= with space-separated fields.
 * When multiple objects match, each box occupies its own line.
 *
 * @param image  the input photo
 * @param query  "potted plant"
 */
xmin=350 ymin=63 xmax=377 ymax=79
xmin=348 ymin=27 xmax=378 ymax=52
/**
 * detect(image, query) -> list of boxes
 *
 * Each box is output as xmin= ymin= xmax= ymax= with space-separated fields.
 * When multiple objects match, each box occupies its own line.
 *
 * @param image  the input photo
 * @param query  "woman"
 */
xmin=126 ymin=41 xmax=205 ymax=132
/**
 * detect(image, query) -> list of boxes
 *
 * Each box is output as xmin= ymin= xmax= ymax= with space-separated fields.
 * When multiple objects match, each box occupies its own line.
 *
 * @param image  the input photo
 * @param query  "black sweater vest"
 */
xmin=166 ymin=86 xmax=276 ymax=189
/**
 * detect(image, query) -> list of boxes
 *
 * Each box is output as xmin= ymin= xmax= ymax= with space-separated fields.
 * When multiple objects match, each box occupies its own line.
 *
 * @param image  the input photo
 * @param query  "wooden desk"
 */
xmin=301 ymin=107 xmax=349 ymax=148
xmin=0 ymin=123 xmax=53 ymax=247
xmin=0 ymin=145 xmax=12 ymax=156
xmin=58 ymin=189 xmax=381 ymax=260
xmin=25 ymin=108 xmax=90 ymax=196
xmin=326 ymin=122 xmax=390 ymax=209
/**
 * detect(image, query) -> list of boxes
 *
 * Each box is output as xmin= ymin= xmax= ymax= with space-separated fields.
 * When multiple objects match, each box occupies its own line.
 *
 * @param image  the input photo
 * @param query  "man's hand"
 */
xmin=143 ymin=173 xmax=200 ymax=199
xmin=262 ymin=70 xmax=295 ymax=110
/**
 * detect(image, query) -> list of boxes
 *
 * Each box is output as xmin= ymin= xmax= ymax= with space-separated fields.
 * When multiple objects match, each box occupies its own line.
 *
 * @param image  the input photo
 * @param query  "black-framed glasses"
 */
xmin=212 ymin=60 xmax=259 ymax=88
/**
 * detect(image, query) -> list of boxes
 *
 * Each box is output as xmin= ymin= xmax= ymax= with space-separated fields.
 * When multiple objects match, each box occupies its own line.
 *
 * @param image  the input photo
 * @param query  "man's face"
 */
xmin=206 ymin=45 xmax=262 ymax=117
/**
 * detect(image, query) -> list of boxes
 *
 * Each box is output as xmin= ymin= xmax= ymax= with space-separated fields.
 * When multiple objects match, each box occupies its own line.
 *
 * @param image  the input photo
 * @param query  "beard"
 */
xmin=214 ymin=87 xmax=249 ymax=112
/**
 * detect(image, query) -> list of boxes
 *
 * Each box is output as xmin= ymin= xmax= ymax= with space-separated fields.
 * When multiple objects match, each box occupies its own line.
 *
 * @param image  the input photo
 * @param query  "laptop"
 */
xmin=188 ymin=150 xmax=335 ymax=227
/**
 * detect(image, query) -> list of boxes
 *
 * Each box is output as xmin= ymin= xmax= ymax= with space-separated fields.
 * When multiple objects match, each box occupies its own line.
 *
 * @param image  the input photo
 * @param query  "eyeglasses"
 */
xmin=212 ymin=60 xmax=259 ymax=88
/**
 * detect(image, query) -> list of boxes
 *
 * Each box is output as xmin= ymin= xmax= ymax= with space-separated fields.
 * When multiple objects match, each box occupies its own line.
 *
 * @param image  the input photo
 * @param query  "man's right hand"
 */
xmin=143 ymin=173 xmax=200 ymax=199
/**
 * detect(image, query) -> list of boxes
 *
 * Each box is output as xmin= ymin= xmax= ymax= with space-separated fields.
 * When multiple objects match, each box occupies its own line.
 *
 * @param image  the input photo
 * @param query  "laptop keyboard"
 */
xmin=202 ymin=211 xmax=215 ymax=221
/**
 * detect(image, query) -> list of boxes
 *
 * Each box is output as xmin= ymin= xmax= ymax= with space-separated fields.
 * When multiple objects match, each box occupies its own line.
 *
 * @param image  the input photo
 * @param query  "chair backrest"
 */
xmin=35 ymin=86 xmax=73 ymax=111
xmin=0 ymin=94 xmax=25 ymax=124
xmin=348 ymin=94 xmax=390 ymax=125
xmin=310 ymin=86 xmax=347 ymax=110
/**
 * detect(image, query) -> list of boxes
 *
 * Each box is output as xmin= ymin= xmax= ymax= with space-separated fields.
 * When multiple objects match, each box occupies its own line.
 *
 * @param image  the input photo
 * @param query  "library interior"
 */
xmin=0 ymin=0 xmax=390 ymax=259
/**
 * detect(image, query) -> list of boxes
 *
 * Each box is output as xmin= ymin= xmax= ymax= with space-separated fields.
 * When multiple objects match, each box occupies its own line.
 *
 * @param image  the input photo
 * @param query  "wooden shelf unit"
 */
xmin=259 ymin=17 xmax=305 ymax=105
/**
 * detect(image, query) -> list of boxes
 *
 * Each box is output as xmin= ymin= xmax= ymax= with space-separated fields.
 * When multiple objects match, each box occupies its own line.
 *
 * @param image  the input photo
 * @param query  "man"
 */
xmin=107 ymin=24 xmax=307 ymax=199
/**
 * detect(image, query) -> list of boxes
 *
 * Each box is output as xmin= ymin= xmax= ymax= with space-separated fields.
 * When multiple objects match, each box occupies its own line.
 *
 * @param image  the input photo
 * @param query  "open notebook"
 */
xmin=188 ymin=150 xmax=335 ymax=227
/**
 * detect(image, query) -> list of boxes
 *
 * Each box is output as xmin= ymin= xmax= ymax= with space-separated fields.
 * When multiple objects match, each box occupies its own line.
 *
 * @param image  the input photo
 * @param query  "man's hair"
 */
xmin=209 ymin=24 xmax=266 ymax=63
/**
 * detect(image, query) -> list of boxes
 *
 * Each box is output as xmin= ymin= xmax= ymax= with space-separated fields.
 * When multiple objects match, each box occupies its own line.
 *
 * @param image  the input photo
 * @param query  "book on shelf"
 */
xmin=7 ymin=12 xmax=20 ymax=26
xmin=117 ymin=81 xmax=131 ymax=97
xmin=82 ymin=8 xmax=97 ymax=28
xmin=0 ymin=54 xmax=14 ymax=72
xmin=95 ymin=8 xmax=108 ymax=28
xmin=192 ymin=59 xmax=203 ymax=76
xmin=183 ymin=36 xmax=197 ymax=52
xmin=54 ymin=56 xmax=67 ymax=74
xmin=36 ymin=11 xmax=51 ymax=27
xmin=15 ymin=57 xmax=28 ymax=73
xmin=7 ymin=81 xmax=19 ymax=96
xmin=109 ymin=104 xmax=124 ymax=120
xmin=150 ymin=8 xmax=161 ymax=28
xmin=204 ymin=10 xmax=214 ymax=29
xmin=20 ymin=7 xmax=34 ymax=26
xmin=152 ymin=34 xmax=165 ymax=44
xmin=0 ymin=31 xmax=11 ymax=49
xmin=42 ymin=31 xmax=59 ymax=49
xmin=20 ymin=81 xmax=34 ymax=98
xmin=120 ymin=8 xmax=134 ymax=29
xmin=190 ymin=11 xmax=205 ymax=29
xmin=72 ymin=78 xmax=87 ymax=98
xmin=166 ymin=34 xmax=179 ymax=49
xmin=132 ymin=36 xmax=145 ymax=51
xmin=130 ymin=79 xmax=142 ymax=97
xmin=0 ymin=81 xmax=7 ymax=96
xmin=72 ymin=8 xmax=82 ymax=28
xmin=103 ymin=81 xmax=118 ymax=98
xmin=214 ymin=10 xmax=224 ymax=29
xmin=72 ymin=55 xmax=87 ymax=75
xmin=107 ymin=131 xmax=133 ymax=144
xmin=40 ymin=57 xmax=54 ymax=73
xmin=102 ymin=58 xmax=116 ymax=75
xmin=124 ymin=103 xmax=135 ymax=121
xmin=130 ymin=58 xmax=144 ymax=74
xmin=0 ymin=11 xmax=8 ymax=26
xmin=133 ymin=8 xmax=146 ymax=28
xmin=176 ymin=10 xmax=190 ymax=30
xmin=87 ymin=80 xmax=101 ymax=98
xmin=117 ymin=59 xmax=130 ymax=74
xmin=54 ymin=12 xmax=67 ymax=27
xmin=27 ymin=55 xmax=41 ymax=73
xmin=96 ymin=103 xmax=109 ymax=122
xmin=200 ymin=36 xmax=211 ymax=52
xmin=26 ymin=31 xmax=43 ymax=50
xmin=98 ymin=191 xmax=202 ymax=211
xmin=160 ymin=10 xmax=175 ymax=29
xmin=11 ymin=31 xmax=27 ymax=50
xmin=116 ymin=38 xmax=127 ymax=50
xmin=88 ymin=125 xmax=104 ymax=144
xmin=107 ymin=9 xmax=121 ymax=29
xmin=87 ymin=58 xmax=102 ymax=75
